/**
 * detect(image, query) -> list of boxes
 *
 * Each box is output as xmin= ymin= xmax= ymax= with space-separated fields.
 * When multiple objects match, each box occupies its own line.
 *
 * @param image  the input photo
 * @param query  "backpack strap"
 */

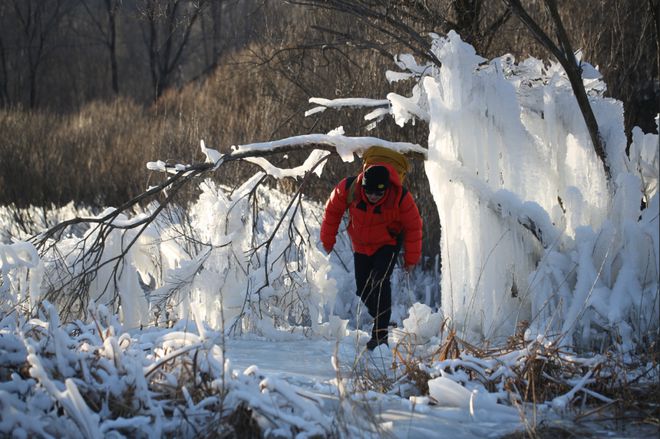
xmin=399 ymin=187 xmax=408 ymax=206
xmin=345 ymin=176 xmax=358 ymax=204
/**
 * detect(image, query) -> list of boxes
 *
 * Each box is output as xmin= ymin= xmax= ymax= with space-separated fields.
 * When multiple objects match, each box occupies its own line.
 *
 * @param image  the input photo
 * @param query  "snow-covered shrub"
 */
xmin=10 ymin=172 xmax=343 ymax=337
xmin=0 ymin=241 xmax=41 ymax=314
xmin=0 ymin=203 xmax=95 ymax=244
xmin=0 ymin=303 xmax=335 ymax=438
xmin=399 ymin=303 xmax=446 ymax=345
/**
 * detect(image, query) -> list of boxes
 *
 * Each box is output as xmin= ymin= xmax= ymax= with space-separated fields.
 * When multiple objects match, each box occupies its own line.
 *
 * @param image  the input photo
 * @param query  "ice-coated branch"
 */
xmin=249 ymin=153 xmax=330 ymax=294
xmin=305 ymin=97 xmax=390 ymax=117
xmin=33 ymin=134 xmax=425 ymax=249
xmin=228 ymin=133 xmax=427 ymax=162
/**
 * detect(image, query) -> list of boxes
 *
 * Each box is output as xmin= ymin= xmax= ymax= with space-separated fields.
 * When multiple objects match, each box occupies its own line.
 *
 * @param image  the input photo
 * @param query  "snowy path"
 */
xmin=226 ymin=336 xmax=525 ymax=438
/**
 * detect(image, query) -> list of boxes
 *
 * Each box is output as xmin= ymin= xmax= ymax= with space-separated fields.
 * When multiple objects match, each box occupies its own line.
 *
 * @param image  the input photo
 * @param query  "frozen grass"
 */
xmin=0 ymin=303 xmax=337 ymax=438
xmin=343 ymin=315 xmax=659 ymax=436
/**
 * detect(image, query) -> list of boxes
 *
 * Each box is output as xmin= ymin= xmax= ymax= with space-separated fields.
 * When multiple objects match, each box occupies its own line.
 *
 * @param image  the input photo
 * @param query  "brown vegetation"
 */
xmin=355 ymin=327 xmax=659 ymax=436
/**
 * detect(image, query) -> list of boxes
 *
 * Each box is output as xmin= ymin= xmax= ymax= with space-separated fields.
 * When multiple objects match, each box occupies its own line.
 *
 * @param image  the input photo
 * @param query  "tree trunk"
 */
xmin=0 ymin=35 xmax=8 ymax=105
xmin=106 ymin=0 xmax=119 ymax=94
xmin=651 ymin=0 xmax=660 ymax=109
xmin=506 ymin=0 xmax=610 ymax=179
xmin=210 ymin=0 xmax=223 ymax=66
xmin=28 ymin=63 xmax=38 ymax=108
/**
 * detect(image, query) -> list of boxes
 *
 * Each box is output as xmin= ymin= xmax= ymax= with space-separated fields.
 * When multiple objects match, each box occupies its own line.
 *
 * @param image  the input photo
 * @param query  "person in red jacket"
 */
xmin=321 ymin=163 xmax=423 ymax=350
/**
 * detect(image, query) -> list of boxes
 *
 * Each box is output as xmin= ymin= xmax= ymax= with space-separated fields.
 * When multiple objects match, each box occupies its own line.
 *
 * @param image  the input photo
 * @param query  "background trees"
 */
xmin=0 ymin=1 xmax=655 ymax=119
xmin=80 ymin=0 xmax=122 ymax=95
xmin=0 ymin=0 xmax=76 ymax=108
xmin=137 ymin=0 xmax=209 ymax=98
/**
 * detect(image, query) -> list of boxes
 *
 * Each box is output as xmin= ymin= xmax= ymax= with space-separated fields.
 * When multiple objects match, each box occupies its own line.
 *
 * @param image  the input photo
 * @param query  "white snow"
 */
xmin=305 ymin=97 xmax=390 ymax=117
xmin=200 ymin=139 xmax=223 ymax=169
xmin=244 ymin=149 xmax=330 ymax=178
xmin=230 ymin=132 xmax=427 ymax=159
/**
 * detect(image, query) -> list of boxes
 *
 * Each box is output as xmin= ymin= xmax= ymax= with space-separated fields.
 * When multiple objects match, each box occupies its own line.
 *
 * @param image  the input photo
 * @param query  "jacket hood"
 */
xmin=361 ymin=162 xmax=402 ymax=188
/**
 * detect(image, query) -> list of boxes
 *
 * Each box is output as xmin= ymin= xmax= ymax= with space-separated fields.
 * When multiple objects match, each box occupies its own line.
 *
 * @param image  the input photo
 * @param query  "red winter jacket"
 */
xmin=320 ymin=163 xmax=423 ymax=267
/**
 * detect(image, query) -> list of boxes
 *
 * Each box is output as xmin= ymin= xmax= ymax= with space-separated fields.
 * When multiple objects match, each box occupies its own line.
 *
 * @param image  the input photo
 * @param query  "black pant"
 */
xmin=354 ymin=245 xmax=399 ymax=342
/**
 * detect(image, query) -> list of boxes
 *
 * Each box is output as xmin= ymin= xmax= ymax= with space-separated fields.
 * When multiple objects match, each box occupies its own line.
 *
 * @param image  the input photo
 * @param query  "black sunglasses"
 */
xmin=365 ymin=188 xmax=385 ymax=196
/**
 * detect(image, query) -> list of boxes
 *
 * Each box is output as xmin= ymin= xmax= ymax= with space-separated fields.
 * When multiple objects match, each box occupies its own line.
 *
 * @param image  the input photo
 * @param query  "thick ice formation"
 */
xmin=385 ymin=31 xmax=658 ymax=349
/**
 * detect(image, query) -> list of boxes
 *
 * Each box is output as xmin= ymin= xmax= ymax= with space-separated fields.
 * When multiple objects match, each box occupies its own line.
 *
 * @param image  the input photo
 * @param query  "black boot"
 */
xmin=367 ymin=329 xmax=388 ymax=351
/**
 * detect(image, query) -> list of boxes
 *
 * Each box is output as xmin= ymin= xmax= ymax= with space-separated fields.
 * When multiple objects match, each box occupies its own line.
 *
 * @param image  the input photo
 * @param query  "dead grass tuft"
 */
xmin=199 ymin=403 xmax=262 ymax=439
xmin=351 ymin=320 xmax=660 ymax=435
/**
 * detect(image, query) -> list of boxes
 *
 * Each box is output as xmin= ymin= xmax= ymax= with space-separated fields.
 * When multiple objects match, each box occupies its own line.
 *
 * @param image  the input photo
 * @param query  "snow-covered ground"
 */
xmin=225 ymin=336 xmax=526 ymax=439
xmin=1 ymin=32 xmax=658 ymax=437
xmin=225 ymin=335 xmax=656 ymax=439
xmin=1 ymin=303 xmax=653 ymax=438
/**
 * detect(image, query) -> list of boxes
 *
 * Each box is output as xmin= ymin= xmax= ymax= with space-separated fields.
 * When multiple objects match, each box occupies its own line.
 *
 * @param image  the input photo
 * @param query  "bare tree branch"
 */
xmin=137 ymin=0 xmax=209 ymax=98
xmin=291 ymin=0 xmax=443 ymax=68
xmin=29 ymin=136 xmax=425 ymax=322
xmin=651 ymin=0 xmax=660 ymax=94
xmin=504 ymin=0 xmax=610 ymax=179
